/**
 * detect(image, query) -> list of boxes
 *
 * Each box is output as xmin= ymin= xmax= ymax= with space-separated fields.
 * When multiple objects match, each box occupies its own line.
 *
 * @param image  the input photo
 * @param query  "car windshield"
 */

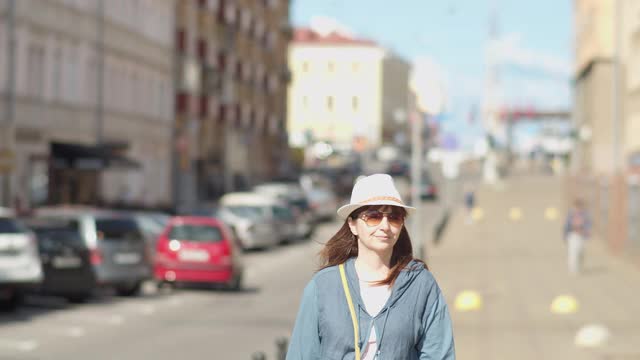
xmin=225 ymin=206 xmax=267 ymax=220
xmin=34 ymin=227 xmax=83 ymax=245
xmin=136 ymin=216 xmax=166 ymax=235
xmin=273 ymin=206 xmax=294 ymax=220
xmin=0 ymin=217 xmax=27 ymax=234
xmin=169 ymin=224 xmax=222 ymax=243
xmin=96 ymin=218 xmax=144 ymax=242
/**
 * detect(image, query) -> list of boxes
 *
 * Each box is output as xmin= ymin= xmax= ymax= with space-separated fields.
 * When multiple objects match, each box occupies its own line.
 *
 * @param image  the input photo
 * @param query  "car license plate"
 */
xmin=52 ymin=256 xmax=82 ymax=268
xmin=178 ymin=249 xmax=209 ymax=262
xmin=114 ymin=253 xmax=141 ymax=264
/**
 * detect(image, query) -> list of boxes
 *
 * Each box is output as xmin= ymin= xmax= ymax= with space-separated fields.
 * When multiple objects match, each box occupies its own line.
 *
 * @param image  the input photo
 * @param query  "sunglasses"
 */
xmin=358 ymin=210 xmax=405 ymax=227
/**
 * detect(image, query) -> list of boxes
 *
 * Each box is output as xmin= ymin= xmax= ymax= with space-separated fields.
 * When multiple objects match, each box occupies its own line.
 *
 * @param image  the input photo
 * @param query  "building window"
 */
xmin=26 ymin=44 xmax=45 ymax=99
xmin=302 ymin=96 xmax=308 ymax=109
xmin=326 ymin=96 xmax=334 ymax=112
xmin=302 ymin=61 xmax=309 ymax=72
xmin=0 ymin=23 xmax=5 ymax=92
xmin=328 ymin=61 xmax=335 ymax=72
xmin=352 ymin=96 xmax=359 ymax=111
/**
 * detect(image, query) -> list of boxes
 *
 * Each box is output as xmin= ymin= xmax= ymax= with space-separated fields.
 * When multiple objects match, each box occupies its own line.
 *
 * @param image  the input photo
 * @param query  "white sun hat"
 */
xmin=337 ymin=173 xmax=415 ymax=219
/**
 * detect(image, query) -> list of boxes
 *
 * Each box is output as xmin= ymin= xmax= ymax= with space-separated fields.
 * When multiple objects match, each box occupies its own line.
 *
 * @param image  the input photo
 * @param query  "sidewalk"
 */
xmin=426 ymin=175 xmax=640 ymax=360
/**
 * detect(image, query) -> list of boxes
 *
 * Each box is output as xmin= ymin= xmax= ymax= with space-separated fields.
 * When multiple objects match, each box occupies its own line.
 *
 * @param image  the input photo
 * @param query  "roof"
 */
xmin=293 ymin=27 xmax=377 ymax=46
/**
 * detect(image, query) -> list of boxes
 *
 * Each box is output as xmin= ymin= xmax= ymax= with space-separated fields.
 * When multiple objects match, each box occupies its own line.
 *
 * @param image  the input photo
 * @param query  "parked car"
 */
xmin=218 ymin=192 xmax=287 ymax=248
xmin=129 ymin=211 xmax=171 ymax=263
xmin=253 ymin=182 xmax=315 ymax=239
xmin=420 ymin=172 xmax=439 ymax=201
xmin=23 ymin=218 xmax=95 ymax=302
xmin=154 ymin=216 xmax=243 ymax=290
xmin=33 ymin=207 xmax=151 ymax=296
xmin=0 ymin=208 xmax=43 ymax=310
xmin=306 ymin=187 xmax=338 ymax=222
xmin=387 ymin=159 xmax=410 ymax=177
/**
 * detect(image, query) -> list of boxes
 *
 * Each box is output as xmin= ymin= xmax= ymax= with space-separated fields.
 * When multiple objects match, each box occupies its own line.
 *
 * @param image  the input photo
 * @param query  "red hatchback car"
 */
xmin=154 ymin=217 xmax=243 ymax=290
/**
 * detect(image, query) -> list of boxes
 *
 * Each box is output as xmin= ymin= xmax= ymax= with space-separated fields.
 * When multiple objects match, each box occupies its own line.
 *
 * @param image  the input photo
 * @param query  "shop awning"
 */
xmin=51 ymin=142 xmax=141 ymax=170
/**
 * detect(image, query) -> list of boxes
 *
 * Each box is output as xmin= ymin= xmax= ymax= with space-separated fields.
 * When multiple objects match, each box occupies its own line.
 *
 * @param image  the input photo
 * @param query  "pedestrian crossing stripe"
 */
xmin=509 ymin=207 xmax=522 ymax=221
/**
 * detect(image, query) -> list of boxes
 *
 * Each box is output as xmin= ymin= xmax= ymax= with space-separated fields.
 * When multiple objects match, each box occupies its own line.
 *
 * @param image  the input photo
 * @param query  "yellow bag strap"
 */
xmin=339 ymin=263 xmax=361 ymax=359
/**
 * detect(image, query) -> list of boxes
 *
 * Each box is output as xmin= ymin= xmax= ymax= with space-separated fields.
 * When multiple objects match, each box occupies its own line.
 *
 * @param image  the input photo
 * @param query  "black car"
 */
xmin=24 ymin=218 xmax=96 ymax=303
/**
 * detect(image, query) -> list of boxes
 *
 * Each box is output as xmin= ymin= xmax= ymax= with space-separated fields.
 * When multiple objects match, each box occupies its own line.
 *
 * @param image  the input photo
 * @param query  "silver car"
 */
xmin=218 ymin=193 xmax=283 ymax=250
xmin=34 ymin=208 xmax=151 ymax=296
xmin=0 ymin=208 xmax=43 ymax=310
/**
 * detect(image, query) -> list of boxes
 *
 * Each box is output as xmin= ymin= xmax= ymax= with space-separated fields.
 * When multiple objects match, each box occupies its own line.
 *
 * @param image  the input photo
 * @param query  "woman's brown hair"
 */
xmin=319 ymin=205 xmax=427 ymax=286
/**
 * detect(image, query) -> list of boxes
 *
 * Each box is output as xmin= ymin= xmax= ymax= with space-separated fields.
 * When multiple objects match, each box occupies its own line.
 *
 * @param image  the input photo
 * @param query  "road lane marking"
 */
xmin=135 ymin=304 xmax=156 ymax=315
xmin=575 ymin=324 xmax=611 ymax=348
xmin=0 ymin=339 xmax=38 ymax=352
xmin=167 ymin=297 xmax=184 ymax=307
xmin=509 ymin=207 xmax=522 ymax=221
xmin=550 ymin=295 xmax=578 ymax=314
xmin=38 ymin=325 xmax=86 ymax=338
xmin=545 ymin=207 xmax=559 ymax=221
xmin=60 ymin=314 xmax=125 ymax=326
xmin=454 ymin=290 xmax=482 ymax=312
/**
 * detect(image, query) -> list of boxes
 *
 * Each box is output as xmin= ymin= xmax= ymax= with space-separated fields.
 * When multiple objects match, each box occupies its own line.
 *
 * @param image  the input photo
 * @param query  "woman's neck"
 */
xmin=355 ymin=249 xmax=392 ymax=282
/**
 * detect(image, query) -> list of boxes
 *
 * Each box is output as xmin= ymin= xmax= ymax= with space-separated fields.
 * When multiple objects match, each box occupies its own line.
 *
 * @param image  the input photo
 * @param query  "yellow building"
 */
xmin=287 ymin=28 xmax=410 ymax=150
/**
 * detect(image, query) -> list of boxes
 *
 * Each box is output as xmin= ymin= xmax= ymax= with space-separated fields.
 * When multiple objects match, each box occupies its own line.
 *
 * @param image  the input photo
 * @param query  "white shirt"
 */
xmin=359 ymin=279 xmax=391 ymax=360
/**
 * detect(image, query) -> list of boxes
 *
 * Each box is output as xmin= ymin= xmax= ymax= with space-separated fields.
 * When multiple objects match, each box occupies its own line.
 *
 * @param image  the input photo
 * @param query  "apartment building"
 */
xmin=0 ymin=0 xmax=174 ymax=208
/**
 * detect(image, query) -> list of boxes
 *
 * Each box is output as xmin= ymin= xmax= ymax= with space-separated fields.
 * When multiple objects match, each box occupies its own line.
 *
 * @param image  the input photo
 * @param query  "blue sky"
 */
xmin=291 ymin=0 xmax=573 ymax=150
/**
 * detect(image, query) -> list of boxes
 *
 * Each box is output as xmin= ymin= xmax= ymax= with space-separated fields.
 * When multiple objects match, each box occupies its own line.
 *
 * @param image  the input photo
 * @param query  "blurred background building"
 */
xmin=0 ymin=0 xmax=293 ymax=213
xmin=287 ymin=26 xmax=411 ymax=152
xmin=573 ymin=0 xmax=640 ymax=260
xmin=0 ymin=0 xmax=175 ymax=209
xmin=173 ymin=0 xmax=292 ymax=212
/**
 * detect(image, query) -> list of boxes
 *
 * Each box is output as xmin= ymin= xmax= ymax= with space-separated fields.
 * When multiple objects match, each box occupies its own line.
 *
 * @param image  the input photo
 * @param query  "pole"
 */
xmin=2 ymin=0 xmax=16 ymax=207
xmin=410 ymin=111 xmax=423 ymax=259
xmin=96 ymin=0 xmax=105 ymax=145
xmin=612 ymin=0 xmax=622 ymax=172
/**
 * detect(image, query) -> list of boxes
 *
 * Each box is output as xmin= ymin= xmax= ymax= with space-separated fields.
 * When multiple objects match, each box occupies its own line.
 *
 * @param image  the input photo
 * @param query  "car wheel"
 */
xmin=66 ymin=293 xmax=92 ymax=303
xmin=0 ymin=290 xmax=23 ymax=311
xmin=227 ymin=272 xmax=243 ymax=291
xmin=115 ymin=282 xmax=142 ymax=297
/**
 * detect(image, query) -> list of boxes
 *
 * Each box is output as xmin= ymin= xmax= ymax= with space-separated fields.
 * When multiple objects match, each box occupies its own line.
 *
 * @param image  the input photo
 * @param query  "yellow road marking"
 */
xmin=471 ymin=207 xmax=484 ymax=221
xmin=454 ymin=290 xmax=482 ymax=312
xmin=509 ymin=207 xmax=522 ymax=221
xmin=551 ymin=295 xmax=578 ymax=314
xmin=545 ymin=207 xmax=558 ymax=221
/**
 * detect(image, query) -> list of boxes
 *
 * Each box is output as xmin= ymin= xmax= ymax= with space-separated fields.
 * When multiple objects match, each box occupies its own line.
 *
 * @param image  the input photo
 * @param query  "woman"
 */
xmin=287 ymin=174 xmax=455 ymax=359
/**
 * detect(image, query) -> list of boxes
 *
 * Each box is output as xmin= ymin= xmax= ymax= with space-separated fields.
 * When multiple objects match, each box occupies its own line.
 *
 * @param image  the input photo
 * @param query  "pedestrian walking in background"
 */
xmin=463 ymin=185 xmax=476 ymax=225
xmin=563 ymin=198 xmax=592 ymax=275
xmin=287 ymin=174 xmax=455 ymax=359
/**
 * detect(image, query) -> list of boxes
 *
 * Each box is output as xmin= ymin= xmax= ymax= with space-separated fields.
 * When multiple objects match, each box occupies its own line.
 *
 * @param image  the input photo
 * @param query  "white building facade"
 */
xmin=0 ymin=0 xmax=174 ymax=208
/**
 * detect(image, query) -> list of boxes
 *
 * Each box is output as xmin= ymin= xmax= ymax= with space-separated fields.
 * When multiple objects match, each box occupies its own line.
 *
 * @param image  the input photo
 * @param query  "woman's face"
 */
xmin=348 ymin=205 xmax=405 ymax=255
